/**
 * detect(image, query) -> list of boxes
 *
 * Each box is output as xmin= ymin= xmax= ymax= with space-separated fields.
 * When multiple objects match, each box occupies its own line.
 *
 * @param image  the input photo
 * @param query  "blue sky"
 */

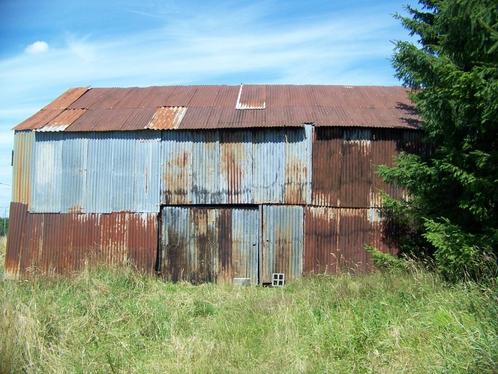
xmin=0 ymin=0 xmax=415 ymax=212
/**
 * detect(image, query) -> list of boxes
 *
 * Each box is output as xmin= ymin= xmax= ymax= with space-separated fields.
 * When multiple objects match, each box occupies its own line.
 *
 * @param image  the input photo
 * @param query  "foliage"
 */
xmin=0 ymin=218 xmax=8 ymax=237
xmin=365 ymin=245 xmax=409 ymax=272
xmin=379 ymin=0 xmax=498 ymax=281
xmin=0 ymin=264 xmax=496 ymax=373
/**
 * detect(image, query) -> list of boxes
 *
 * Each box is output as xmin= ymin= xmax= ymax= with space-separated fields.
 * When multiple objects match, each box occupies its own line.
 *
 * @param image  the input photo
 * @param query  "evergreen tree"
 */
xmin=379 ymin=0 xmax=498 ymax=281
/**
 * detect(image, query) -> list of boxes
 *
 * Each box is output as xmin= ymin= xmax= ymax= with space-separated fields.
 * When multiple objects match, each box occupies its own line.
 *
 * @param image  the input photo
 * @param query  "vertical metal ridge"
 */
xmin=12 ymin=131 xmax=34 ymax=206
xmin=304 ymin=206 xmax=398 ymax=274
xmin=4 ymin=205 xmax=158 ymax=276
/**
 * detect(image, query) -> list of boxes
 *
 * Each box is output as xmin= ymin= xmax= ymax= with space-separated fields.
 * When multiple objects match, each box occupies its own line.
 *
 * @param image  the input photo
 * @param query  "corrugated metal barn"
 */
xmin=6 ymin=84 xmax=420 ymax=284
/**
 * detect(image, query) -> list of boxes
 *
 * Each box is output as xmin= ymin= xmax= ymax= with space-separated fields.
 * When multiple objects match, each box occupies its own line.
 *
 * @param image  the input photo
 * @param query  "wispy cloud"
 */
xmin=24 ymin=40 xmax=49 ymax=54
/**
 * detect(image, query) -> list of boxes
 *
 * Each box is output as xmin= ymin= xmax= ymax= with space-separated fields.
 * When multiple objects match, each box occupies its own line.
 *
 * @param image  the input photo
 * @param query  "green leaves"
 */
xmin=384 ymin=0 xmax=498 ymax=281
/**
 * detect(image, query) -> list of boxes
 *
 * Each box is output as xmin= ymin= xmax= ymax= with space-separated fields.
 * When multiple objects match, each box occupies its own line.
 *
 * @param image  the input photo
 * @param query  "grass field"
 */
xmin=0 ymin=239 xmax=497 ymax=373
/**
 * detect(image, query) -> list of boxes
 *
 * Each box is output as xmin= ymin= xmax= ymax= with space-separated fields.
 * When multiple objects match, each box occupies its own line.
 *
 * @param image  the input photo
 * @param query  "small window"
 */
xmin=272 ymin=273 xmax=285 ymax=287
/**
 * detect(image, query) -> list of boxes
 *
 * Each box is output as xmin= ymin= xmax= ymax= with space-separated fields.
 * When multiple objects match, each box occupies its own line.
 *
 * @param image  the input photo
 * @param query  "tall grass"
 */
xmin=0 ymin=242 xmax=497 ymax=373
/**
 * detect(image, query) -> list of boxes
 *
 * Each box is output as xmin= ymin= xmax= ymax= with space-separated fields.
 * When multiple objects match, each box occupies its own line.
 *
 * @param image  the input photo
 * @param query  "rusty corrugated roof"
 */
xmin=14 ymin=85 xmax=420 ymax=131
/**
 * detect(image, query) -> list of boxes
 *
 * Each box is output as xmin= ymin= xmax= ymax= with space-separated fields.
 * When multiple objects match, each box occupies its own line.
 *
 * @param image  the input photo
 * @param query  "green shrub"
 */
xmin=365 ymin=245 xmax=409 ymax=272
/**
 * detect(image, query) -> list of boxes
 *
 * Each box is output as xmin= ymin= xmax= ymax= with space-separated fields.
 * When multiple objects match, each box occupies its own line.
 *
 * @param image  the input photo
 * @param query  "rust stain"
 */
xmin=304 ymin=207 xmax=399 ymax=275
xmin=14 ymin=85 xmax=420 ymax=131
xmin=4 ymin=203 xmax=157 ymax=277
xmin=147 ymin=106 xmax=187 ymax=130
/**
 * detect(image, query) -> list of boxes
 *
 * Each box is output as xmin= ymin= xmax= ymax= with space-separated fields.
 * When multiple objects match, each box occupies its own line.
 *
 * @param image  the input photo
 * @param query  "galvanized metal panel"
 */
xmin=31 ymin=131 xmax=160 ymax=213
xmin=191 ymin=131 xmax=222 ymax=204
xmin=160 ymin=206 xmax=259 ymax=284
xmin=61 ymin=133 xmax=88 ymax=213
xmin=161 ymin=128 xmax=311 ymax=205
xmin=261 ymin=205 xmax=304 ymax=283
xmin=31 ymin=132 xmax=63 ymax=212
xmin=4 ymin=202 xmax=157 ymax=277
xmin=12 ymin=131 xmax=34 ymax=206
xmin=161 ymin=131 xmax=193 ymax=204
xmin=252 ymin=130 xmax=286 ymax=203
xmin=220 ymin=131 xmax=253 ymax=204
xmin=304 ymin=207 xmax=398 ymax=274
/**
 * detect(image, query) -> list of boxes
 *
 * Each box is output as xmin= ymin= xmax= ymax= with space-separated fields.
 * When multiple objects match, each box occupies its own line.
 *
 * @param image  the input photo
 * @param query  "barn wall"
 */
xmin=5 ymin=202 xmax=157 ymax=278
xmin=7 ymin=126 xmax=419 ymax=281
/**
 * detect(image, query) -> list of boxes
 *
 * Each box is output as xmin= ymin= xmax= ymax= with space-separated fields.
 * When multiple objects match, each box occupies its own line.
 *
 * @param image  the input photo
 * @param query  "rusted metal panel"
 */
xmin=31 ymin=132 xmax=161 ymax=213
xmin=66 ymin=108 xmax=156 ymax=131
xmin=43 ymin=87 xmax=89 ymax=110
xmin=4 ymin=202 xmax=157 ymax=277
xmin=147 ymin=107 xmax=187 ymax=130
xmin=304 ymin=207 xmax=398 ymax=274
xmin=12 ymin=131 xmax=34 ymax=206
xmin=236 ymin=84 xmax=266 ymax=109
xmin=15 ymin=85 xmax=419 ymax=131
xmin=312 ymin=128 xmax=416 ymax=208
xmin=261 ymin=205 xmax=304 ymax=283
xmin=37 ymin=109 xmax=87 ymax=132
xmin=160 ymin=206 xmax=259 ymax=284
xmin=14 ymin=109 xmax=64 ymax=131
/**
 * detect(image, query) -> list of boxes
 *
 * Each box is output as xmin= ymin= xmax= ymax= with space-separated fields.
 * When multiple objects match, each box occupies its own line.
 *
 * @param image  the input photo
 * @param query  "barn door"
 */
xmin=160 ymin=206 xmax=259 ymax=284
xmin=261 ymin=205 xmax=304 ymax=284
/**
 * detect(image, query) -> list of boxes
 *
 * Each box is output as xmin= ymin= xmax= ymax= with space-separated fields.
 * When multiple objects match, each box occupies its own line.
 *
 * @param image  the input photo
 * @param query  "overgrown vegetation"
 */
xmin=0 ymin=218 xmax=8 ymax=237
xmin=1 ymin=241 xmax=497 ymax=373
xmin=378 ymin=0 xmax=498 ymax=281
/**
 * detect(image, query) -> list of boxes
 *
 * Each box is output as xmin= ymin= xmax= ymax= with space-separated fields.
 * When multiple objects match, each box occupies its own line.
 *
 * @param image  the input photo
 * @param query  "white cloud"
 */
xmin=24 ymin=40 xmax=49 ymax=54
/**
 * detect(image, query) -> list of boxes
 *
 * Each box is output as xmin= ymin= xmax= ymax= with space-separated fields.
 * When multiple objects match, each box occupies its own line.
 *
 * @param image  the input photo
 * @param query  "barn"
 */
xmin=5 ymin=84 xmax=420 ymax=284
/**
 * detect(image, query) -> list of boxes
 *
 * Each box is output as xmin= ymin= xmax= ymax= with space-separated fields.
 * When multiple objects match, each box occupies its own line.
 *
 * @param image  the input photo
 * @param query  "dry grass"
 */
xmin=0 ymin=236 xmax=5 ymax=277
xmin=0 ymin=255 xmax=496 ymax=373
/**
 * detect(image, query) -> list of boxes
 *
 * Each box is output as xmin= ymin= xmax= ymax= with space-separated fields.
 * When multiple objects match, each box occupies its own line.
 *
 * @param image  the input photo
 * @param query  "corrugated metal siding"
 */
xmin=4 ymin=202 xmax=157 ymax=277
xmin=147 ymin=107 xmax=187 ymax=130
xmin=15 ymin=85 xmax=420 ymax=131
xmin=12 ymin=131 xmax=34 ymax=206
xmin=304 ymin=207 xmax=398 ymax=274
xmin=261 ymin=205 xmax=304 ymax=283
xmin=31 ymin=131 xmax=161 ymax=213
xmin=161 ymin=128 xmax=311 ymax=205
xmin=160 ymin=206 xmax=259 ymax=284
xmin=312 ymin=128 xmax=419 ymax=208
